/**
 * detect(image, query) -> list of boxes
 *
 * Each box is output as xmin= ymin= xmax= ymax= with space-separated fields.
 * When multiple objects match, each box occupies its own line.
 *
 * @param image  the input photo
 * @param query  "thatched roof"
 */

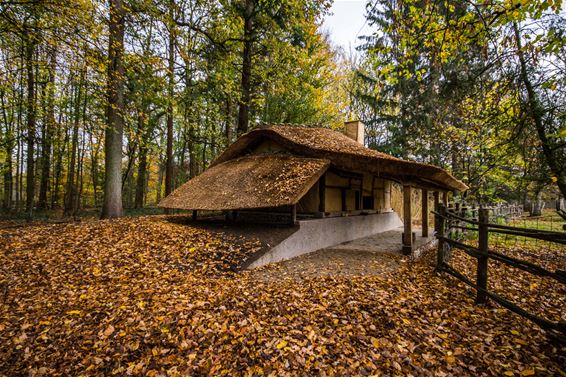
xmin=159 ymin=155 xmax=330 ymax=210
xmin=211 ymin=125 xmax=468 ymax=192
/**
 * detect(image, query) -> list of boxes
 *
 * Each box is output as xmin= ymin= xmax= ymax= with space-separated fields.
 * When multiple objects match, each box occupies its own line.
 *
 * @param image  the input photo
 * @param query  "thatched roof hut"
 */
xmin=160 ymin=124 xmax=467 ymax=212
xmin=160 ymin=123 xmax=468 ymax=256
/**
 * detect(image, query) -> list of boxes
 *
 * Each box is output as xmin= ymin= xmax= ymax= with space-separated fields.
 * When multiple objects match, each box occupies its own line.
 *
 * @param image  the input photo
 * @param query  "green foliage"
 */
xmin=0 ymin=0 xmax=343 ymax=213
xmin=353 ymin=0 xmax=566 ymax=203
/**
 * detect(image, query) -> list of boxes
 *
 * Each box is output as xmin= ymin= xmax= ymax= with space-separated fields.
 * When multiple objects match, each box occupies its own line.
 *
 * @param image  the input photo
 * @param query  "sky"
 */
xmin=321 ymin=1 xmax=566 ymax=53
xmin=321 ymin=0 xmax=372 ymax=54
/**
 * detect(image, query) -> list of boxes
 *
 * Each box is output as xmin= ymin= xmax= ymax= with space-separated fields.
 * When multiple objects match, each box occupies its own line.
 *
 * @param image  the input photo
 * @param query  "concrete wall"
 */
xmin=246 ymin=212 xmax=403 ymax=268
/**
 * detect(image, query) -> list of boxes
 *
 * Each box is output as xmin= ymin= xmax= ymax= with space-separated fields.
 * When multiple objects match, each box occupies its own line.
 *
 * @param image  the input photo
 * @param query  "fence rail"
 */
xmin=433 ymin=204 xmax=566 ymax=342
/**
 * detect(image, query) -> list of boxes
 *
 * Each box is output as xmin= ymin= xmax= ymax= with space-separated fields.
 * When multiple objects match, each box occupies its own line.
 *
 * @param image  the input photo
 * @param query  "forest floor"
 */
xmin=0 ymin=214 xmax=564 ymax=376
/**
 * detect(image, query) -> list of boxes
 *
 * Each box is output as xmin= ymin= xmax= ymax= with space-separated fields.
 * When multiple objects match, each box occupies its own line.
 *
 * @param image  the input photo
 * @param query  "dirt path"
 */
xmin=250 ymin=248 xmax=405 ymax=282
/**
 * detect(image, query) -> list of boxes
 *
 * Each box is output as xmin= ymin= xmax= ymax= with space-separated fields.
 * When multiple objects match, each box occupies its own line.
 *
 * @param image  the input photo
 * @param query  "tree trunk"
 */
xmin=65 ymin=69 xmax=84 ymax=216
xmin=25 ymin=36 xmax=36 ymax=218
xmin=135 ymin=113 xmax=147 ymax=209
xmin=164 ymin=5 xmax=175 ymax=208
xmin=38 ymin=49 xmax=56 ymax=210
xmin=1 ymin=88 xmax=13 ymax=211
xmin=156 ymin=160 xmax=164 ymax=204
xmin=89 ymin=128 xmax=101 ymax=207
xmin=225 ymin=98 xmax=233 ymax=145
xmin=237 ymin=0 xmax=254 ymax=135
xmin=513 ymin=22 xmax=566 ymax=198
xmin=52 ymin=119 xmax=68 ymax=209
xmin=101 ymin=0 xmax=125 ymax=219
xmin=531 ymin=189 xmax=543 ymax=217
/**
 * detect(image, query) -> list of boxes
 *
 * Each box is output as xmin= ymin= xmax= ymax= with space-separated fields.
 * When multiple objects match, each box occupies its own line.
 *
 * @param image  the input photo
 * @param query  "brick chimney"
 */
xmin=344 ymin=120 xmax=365 ymax=145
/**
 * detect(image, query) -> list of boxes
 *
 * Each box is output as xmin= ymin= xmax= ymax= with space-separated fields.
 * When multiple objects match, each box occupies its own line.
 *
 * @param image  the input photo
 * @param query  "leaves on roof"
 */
xmin=160 ymin=155 xmax=329 ymax=210
xmin=212 ymin=125 xmax=469 ymax=191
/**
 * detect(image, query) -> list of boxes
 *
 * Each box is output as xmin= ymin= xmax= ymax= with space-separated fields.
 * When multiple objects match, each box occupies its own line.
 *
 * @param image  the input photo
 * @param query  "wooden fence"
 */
xmin=433 ymin=204 xmax=566 ymax=341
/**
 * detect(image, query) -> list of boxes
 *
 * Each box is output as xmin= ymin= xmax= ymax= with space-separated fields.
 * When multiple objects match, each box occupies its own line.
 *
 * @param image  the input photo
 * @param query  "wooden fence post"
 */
xmin=476 ymin=208 xmax=489 ymax=304
xmin=436 ymin=205 xmax=446 ymax=270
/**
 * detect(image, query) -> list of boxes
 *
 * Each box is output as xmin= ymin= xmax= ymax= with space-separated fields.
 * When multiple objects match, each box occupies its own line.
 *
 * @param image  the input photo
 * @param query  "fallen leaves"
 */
xmin=0 ymin=215 xmax=564 ymax=376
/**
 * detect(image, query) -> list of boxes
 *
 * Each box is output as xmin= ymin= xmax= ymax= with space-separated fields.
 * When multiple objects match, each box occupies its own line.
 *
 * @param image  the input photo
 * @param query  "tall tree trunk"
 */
xmin=1 ymin=88 xmax=13 ymax=210
xmin=156 ymin=160 xmax=164 ymax=204
xmin=237 ymin=1 xmax=254 ymax=135
xmin=164 ymin=3 xmax=175 ymax=207
xmin=513 ymin=22 xmax=566 ymax=197
xmin=16 ymin=130 xmax=22 ymax=211
xmin=225 ymin=98 xmax=233 ymax=145
xmin=52 ymin=120 xmax=67 ymax=209
xmin=25 ymin=36 xmax=36 ymax=218
xmin=135 ymin=113 xmax=147 ymax=209
xmin=531 ymin=188 xmax=544 ymax=217
xmin=88 ymin=128 xmax=100 ymax=207
xmin=76 ymin=128 xmax=85 ymax=214
xmin=65 ymin=67 xmax=84 ymax=216
xmin=101 ymin=0 xmax=125 ymax=219
xmin=38 ymin=49 xmax=56 ymax=210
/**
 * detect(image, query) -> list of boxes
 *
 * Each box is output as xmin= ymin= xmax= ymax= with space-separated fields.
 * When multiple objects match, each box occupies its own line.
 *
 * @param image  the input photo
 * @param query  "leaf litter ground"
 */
xmin=0 ymin=215 xmax=564 ymax=376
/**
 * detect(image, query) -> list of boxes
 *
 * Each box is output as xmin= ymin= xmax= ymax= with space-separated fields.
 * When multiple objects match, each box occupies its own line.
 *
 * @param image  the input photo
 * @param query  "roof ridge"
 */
xmin=257 ymin=122 xmax=326 ymax=130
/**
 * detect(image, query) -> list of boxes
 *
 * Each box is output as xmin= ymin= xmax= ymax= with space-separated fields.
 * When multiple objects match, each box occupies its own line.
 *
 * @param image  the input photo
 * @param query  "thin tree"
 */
xmin=24 ymin=29 xmax=36 ymax=219
xmin=164 ymin=1 xmax=175 ymax=208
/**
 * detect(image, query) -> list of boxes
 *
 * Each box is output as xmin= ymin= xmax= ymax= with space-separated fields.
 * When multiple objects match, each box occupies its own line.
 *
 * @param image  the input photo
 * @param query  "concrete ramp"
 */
xmin=246 ymin=212 xmax=403 ymax=268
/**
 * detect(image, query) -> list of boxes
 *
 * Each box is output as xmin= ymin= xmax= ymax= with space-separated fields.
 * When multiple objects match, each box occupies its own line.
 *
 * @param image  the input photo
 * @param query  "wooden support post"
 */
xmin=455 ymin=203 xmax=460 ymax=239
xmin=290 ymin=204 xmax=297 ymax=226
xmin=442 ymin=191 xmax=448 ymax=206
xmin=318 ymin=174 xmax=326 ymax=214
xmin=341 ymin=188 xmax=347 ymax=212
xmin=402 ymin=185 xmax=413 ymax=255
xmin=476 ymin=208 xmax=489 ymax=304
xmin=422 ymin=189 xmax=429 ymax=238
xmin=433 ymin=191 xmax=440 ymax=233
xmin=192 ymin=210 xmax=197 ymax=221
xmin=436 ymin=204 xmax=446 ymax=269
xmin=225 ymin=210 xmax=236 ymax=222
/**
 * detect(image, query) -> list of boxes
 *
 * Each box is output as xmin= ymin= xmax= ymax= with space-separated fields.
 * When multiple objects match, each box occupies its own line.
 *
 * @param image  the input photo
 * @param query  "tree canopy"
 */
xmin=0 ymin=0 xmax=564 ymax=216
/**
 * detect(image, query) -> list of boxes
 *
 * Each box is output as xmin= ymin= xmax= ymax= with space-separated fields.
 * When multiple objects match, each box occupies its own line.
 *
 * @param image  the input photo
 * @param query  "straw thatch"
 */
xmin=211 ymin=125 xmax=468 ymax=192
xmin=159 ymin=155 xmax=330 ymax=210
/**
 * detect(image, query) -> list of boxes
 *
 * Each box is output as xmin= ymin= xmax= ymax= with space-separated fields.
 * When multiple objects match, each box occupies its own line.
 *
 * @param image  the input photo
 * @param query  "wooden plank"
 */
xmin=403 ymin=185 xmax=413 ymax=255
xmin=422 ymin=189 xmax=429 ymax=237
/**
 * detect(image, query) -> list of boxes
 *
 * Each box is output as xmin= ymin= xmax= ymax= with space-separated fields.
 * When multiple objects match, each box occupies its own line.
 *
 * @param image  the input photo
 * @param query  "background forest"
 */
xmin=0 ymin=0 xmax=564 ymax=219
